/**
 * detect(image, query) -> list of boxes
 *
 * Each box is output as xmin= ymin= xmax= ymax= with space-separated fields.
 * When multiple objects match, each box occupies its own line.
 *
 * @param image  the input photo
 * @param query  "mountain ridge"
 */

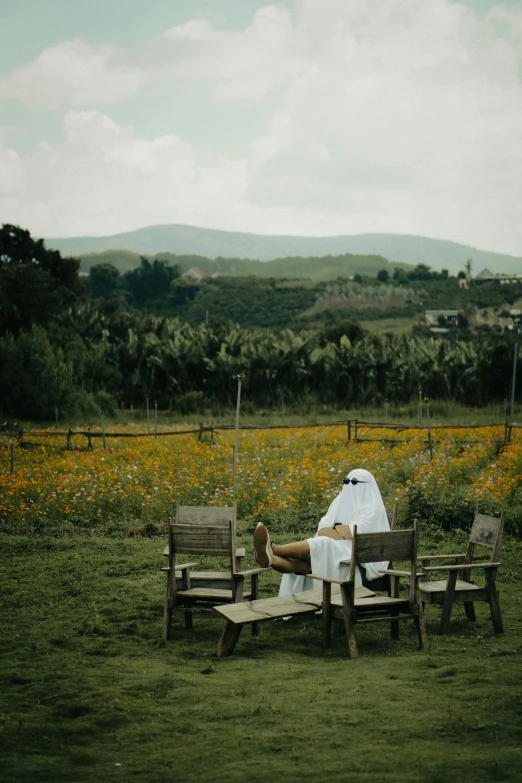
xmin=43 ymin=223 xmax=522 ymax=276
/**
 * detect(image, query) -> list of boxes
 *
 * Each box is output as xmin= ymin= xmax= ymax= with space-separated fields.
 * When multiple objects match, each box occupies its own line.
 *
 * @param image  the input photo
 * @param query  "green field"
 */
xmin=2 ymin=525 xmax=522 ymax=783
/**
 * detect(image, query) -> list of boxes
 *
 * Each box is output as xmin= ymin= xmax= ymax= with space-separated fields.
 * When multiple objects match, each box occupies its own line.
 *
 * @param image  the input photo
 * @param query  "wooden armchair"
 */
xmin=316 ymin=521 xmax=428 ymax=658
xmin=418 ymin=511 xmax=504 ymax=635
xmin=360 ymin=503 xmax=398 ymax=592
xmin=162 ymin=505 xmax=267 ymax=640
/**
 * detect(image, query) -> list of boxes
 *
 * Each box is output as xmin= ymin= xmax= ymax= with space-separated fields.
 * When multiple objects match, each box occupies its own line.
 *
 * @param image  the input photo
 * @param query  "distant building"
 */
xmin=474 ymin=268 xmax=497 ymax=282
xmin=497 ymin=273 xmax=522 ymax=285
xmin=425 ymin=310 xmax=459 ymax=327
xmin=474 ymin=269 xmax=522 ymax=285
xmin=182 ymin=266 xmax=206 ymax=281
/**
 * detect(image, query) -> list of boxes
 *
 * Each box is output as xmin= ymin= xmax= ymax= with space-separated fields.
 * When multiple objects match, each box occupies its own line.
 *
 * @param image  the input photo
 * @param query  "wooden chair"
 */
xmin=418 ymin=511 xmax=504 ymax=635
xmin=215 ymin=522 xmax=427 ymax=658
xmin=317 ymin=521 xmax=428 ymax=658
xmin=360 ymin=503 xmax=397 ymax=592
xmin=162 ymin=505 xmax=267 ymax=640
xmin=162 ymin=505 xmax=247 ymax=573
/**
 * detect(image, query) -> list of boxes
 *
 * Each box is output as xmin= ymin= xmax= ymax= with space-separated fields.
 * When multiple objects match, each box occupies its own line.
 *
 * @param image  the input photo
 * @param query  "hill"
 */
xmin=43 ymin=224 xmax=522 ymax=276
xmin=77 ymin=249 xmax=395 ymax=281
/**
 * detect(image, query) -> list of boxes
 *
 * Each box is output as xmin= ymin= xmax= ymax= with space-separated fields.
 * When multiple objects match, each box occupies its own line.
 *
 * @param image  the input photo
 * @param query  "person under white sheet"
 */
xmin=252 ymin=468 xmax=390 ymax=594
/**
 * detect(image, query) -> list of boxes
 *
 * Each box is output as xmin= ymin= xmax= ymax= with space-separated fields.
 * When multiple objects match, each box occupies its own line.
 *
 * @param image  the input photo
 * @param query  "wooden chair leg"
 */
xmin=390 ymin=609 xmax=400 ymax=640
xmin=250 ymin=575 xmax=259 ymax=637
xmin=415 ymin=585 xmax=428 ymax=651
xmin=184 ymin=609 xmax=193 ymax=630
xmin=440 ymin=570 xmax=458 ymax=634
xmin=163 ymin=572 xmax=174 ymax=640
xmin=390 ymin=575 xmax=400 ymax=640
xmin=217 ymin=621 xmax=243 ymax=657
xmin=485 ymin=570 xmax=503 ymax=634
xmin=463 ymin=602 xmax=476 ymax=622
xmin=322 ymin=582 xmax=332 ymax=649
xmin=340 ymin=583 xmax=357 ymax=659
xmin=163 ymin=603 xmax=173 ymax=640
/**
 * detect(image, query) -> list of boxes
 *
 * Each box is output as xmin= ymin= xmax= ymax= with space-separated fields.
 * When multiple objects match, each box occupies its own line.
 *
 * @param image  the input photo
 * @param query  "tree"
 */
xmin=0 ymin=326 xmax=75 ymax=418
xmin=0 ymin=223 xmax=80 ymax=290
xmin=465 ymin=258 xmax=473 ymax=284
xmin=408 ymin=263 xmax=433 ymax=281
xmin=318 ymin=319 xmax=365 ymax=346
xmin=123 ymin=257 xmax=180 ymax=306
xmin=0 ymin=224 xmax=82 ymax=333
xmin=377 ymin=269 xmax=390 ymax=283
xmin=90 ymin=263 xmax=122 ymax=299
xmin=392 ymin=268 xmax=409 ymax=284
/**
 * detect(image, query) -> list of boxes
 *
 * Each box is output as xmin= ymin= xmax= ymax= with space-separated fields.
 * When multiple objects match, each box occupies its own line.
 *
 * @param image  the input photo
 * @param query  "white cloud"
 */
xmin=0 ymin=39 xmax=147 ymax=110
xmin=165 ymin=19 xmax=218 ymax=42
xmin=0 ymin=110 xmax=249 ymax=237
xmin=1 ymin=1 xmax=522 ymax=255
xmin=165 ymin=4 xmax=301 ymax=101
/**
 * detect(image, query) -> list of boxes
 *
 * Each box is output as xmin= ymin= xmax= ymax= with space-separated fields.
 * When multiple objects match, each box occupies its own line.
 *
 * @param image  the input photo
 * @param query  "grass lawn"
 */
xmin=1 ymin=527 xmax=522 ymax=783
xmin=359 ymin=317 xmax=415 ymax=335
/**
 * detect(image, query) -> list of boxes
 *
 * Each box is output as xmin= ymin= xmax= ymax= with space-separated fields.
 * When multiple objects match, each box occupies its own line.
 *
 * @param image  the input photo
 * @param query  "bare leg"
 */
xmin=273 ymin=541 xmax=310 ymax=560
xmin=271 ymin=555 xmax=311 ymax=575
xmin=253 ymin=524 xmax=311 ymax=572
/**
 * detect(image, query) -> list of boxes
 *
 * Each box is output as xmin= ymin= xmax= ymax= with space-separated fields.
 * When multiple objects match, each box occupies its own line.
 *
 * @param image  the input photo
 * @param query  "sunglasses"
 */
xmin=343 ymin=478 xmax=368 ymax=485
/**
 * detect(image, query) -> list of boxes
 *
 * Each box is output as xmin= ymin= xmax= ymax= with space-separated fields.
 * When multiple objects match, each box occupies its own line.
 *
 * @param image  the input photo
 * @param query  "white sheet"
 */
xmin=278 ymin=468 xmax=390 ymax=596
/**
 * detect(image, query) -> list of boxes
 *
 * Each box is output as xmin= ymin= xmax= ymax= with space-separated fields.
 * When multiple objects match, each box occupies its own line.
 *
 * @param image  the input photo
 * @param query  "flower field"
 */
xmin=1 ymin=423 xmax=521 ymax=535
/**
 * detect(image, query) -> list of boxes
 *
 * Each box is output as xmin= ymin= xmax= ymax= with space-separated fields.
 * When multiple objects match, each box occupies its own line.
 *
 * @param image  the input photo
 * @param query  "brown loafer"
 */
xmin=253 ymin=523 xmax=273 ymax=568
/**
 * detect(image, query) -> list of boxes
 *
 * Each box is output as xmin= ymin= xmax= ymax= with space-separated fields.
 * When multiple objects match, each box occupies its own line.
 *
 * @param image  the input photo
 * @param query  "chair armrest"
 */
xmin=234 ymin=567 xmax=270 ymax=577
xmin=308 ymin=573 xmax=353 ymax=585
xmin=421 ymin=561 xmax=501 ymax=573
xmin=161 ymin=561 xmax=199 ymax=572
xmin=418 ymin=553 xmax=466 ymax=562
xmin=235 ymin=547 xmax=246 ymax=558
xmin=378 ymin=568 xmax=412 ymax=578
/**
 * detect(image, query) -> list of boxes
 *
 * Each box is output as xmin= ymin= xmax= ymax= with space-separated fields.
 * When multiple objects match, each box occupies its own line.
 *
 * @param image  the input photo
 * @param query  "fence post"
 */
xmin=198 ymin=423 xmax=203 ymax=442
xmin=347 ymin=420 xmax=351 ymax=442
xmin=426 ymin=398 xmax=433 ymax=460
xmin=354 ymin=419 xmax=358 ymax=440
xmin=510 ymin=343 xmax=518 ymax=422
xmin=65 ymin=428 xmax=72 ymax=450
xmin=87 ymin=426 xmax=93 ymax=451
xmin=101 ymin=413 xmax=106 ymax=450
xmin=9 ymin=438 xmax=14 ymax=474
xmin=503 ymin=418 xmax=512 ymax=447
xmin=233 ymin=375 xmax=243 ymax=494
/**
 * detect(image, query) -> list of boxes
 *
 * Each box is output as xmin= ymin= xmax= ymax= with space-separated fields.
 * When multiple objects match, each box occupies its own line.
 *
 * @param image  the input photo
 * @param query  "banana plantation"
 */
xmin=0 ymin=301 xmax=517 ymax=419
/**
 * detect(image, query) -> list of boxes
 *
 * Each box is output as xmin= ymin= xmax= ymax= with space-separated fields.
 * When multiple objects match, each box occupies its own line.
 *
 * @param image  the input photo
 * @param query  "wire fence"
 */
xmin=1 ymin=417 xmax=520 ymax=461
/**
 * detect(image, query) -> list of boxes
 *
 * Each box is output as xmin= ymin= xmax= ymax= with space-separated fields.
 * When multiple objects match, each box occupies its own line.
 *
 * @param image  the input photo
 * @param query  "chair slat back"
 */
xmin=350 ymin=523 xmax=418 ymax=601
xmin=176 ymin=505 xmax=236 ymax=528
xmin=171 ymin=522 xmax=234 ymax=557
xmin=468 ymin=512 xmax=503 ymax=560
xmin=385 ymin=504 xmax=397 ymax=530
xmin=353 ymin=528 xmax=415 ymax=564
xmin=464 ymin=511 xmax=504 ymax=568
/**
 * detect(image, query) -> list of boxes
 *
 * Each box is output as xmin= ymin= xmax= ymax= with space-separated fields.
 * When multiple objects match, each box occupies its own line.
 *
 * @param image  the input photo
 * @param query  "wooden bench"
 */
xmin=215 ymin=523 xmax=427 ymax=658
xmin=215 ymin=584 xmax=376 ymax=656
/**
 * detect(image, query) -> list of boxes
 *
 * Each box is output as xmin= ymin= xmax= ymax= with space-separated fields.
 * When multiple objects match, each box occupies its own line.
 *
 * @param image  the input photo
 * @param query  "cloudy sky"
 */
xmin=1 ymin=0 xmax=522 ymax=254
